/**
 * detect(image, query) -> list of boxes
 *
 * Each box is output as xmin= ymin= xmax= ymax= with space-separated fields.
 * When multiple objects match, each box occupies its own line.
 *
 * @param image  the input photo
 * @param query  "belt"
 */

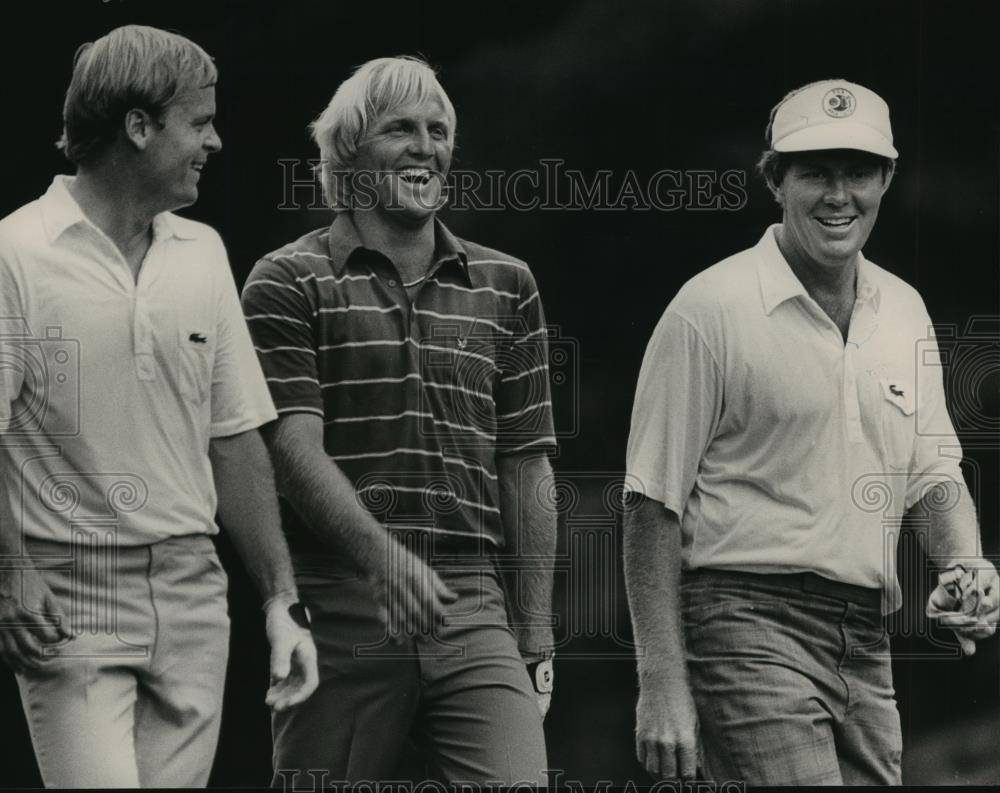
xmin=684 ymin=568 xmax=883 ymax=609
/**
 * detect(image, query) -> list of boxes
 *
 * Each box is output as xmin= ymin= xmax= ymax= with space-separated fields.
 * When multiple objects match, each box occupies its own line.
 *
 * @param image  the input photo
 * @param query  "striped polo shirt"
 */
xmin=241 ymin=214 xmax=555 ymax=551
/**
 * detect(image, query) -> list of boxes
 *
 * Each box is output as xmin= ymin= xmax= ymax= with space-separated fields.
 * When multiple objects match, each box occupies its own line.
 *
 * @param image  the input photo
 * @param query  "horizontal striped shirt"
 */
xmin=242 ymin=214 xmax=556 ymax=550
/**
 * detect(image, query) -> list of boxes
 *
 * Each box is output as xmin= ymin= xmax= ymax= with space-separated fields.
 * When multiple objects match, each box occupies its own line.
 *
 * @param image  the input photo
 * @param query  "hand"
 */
xmin=926 ymin=560 xmax=999 ymax=656
xmin=635 ymin=682 xmax=699 ymax=780
xmin=264 ymin=599 xmax=319 ymax=711
xmin=0 ymin=567 xmax=72 ymax=673
xmin=368 ymin=542 xmax=457 ymax=640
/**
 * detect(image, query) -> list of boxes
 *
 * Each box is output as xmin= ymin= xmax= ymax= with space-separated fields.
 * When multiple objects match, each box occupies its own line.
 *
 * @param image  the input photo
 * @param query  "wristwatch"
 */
xmin=287 ymin=602 xmax=312 ymax=630
xmin=525 ymin=659 xmax=554 ymax=694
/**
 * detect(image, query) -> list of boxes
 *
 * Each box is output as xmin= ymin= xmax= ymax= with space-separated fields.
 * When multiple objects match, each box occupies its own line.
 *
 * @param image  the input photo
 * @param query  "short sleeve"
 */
xmin=207 ymin=238 xmax=278 ymax=437
xmin=0 ymin=246 xmax=26 ymax=433
xmin=494 ymin=269 xmax=556 ymax=456
xmin=905 ymin=322 xmax=965 ymax=510
xmin=624 ymin=309 xmax=723 ymax=516
xmin=241 ymin=258 xmax=323 ymax=418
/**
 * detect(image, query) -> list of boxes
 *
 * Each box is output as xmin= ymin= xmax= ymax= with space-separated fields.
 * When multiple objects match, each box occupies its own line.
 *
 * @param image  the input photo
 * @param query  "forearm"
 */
xmin=623 ymin=495 xmax=689 ymax=690
xmin=261 ymin=418 xmax=391 ymax=577
xmin=497 ymin=453 xmax=557 ymax=657
xmin=210 ymin=429 xmax=296 ymax=602
xmin=913 ymin=480 xmax=982 ymax=567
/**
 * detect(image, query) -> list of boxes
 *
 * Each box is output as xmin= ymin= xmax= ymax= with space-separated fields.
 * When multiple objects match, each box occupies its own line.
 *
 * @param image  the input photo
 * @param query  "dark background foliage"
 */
xmin=1 ymin=0 xmax=997 ymax=785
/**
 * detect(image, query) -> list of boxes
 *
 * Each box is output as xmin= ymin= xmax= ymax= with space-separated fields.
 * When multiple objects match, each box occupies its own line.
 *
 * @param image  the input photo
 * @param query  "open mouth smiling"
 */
xmin=398 ymin=168 xmax=434 ymax=185
xmin=815 ymin=216 xmax=855 ymax=229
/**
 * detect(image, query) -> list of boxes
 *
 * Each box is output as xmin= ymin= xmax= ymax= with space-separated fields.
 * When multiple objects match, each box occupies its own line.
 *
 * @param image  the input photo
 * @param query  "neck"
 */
xmin=351 ymin=211 xmax=436 ymax=281
xmin=775 ymin=225 xmax=857 ymax=301
xmin=69 ymin=164 xmax=160 ymax=254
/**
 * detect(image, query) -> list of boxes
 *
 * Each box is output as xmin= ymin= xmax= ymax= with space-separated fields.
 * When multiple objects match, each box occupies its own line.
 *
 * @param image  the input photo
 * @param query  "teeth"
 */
xmin=399 ymin=168 xmax=431 ymax=184
xmin=818 ymin=217 xmax=852 ymax=227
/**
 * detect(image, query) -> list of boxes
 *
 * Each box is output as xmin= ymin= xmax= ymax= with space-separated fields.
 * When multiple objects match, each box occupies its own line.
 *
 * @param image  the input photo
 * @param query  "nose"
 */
xmin=823 ymin=174 xmax=847 ymax=204
xmin=408 ymin=126 xmax=434 ymax=158
xmin=204 ymin=124 xmax=223 ymax=153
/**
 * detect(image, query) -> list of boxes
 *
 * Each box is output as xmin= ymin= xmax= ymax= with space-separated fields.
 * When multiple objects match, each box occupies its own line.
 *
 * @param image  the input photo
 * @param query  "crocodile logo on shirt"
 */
xmin=189 ymin=333 xmax=208 ymax=344
xmin=889 ymin=384 xmax=904 ymax=397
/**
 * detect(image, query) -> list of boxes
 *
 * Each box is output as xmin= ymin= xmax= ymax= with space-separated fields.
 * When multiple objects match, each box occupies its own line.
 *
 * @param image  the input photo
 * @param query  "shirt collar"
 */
xmin=756 ymin=223 xmax=881 ymax=315
xmin=39 ymin=175 xmax=88 ymax=244
xmin=38 ymin=174 xmax=198 ymax=244
xmin=152 ymin=210 xmax=199 ymax=241
xmin=326 ymin=213 xmax=470 ymax=282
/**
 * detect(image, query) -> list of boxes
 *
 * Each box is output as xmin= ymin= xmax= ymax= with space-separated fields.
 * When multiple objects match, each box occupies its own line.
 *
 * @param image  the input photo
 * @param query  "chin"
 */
xmin=816 ymin=246 xmax=861 ymax=267
xmin=389 ymin=198 xmax=437 ymax=223
xmin=392 ymin=209 xmax=436 ymax=228
xmin=172 ymin=189 xmax=199 ymax=210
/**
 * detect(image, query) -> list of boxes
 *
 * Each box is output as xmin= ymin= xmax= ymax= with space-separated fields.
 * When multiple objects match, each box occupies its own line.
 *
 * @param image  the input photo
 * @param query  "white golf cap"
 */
xmin=770 ymin=79 xmax=898 ymax=159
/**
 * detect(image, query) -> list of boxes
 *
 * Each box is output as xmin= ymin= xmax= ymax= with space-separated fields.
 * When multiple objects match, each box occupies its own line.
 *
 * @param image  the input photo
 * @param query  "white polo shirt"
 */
xmin=625 ymin=225 xmax=964 ymax=611
xmin=0 ymin=176 xmax=277 ymax=545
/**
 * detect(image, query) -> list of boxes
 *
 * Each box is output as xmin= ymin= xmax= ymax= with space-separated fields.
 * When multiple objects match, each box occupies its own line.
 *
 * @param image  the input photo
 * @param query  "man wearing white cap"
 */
xmin=623 ymin=79 xmax=998 ymax=784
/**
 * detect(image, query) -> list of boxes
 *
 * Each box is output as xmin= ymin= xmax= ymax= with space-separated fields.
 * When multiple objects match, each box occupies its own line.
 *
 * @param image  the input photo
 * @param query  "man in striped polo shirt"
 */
xmin=242 ymin=57 xmax=557 ymax=785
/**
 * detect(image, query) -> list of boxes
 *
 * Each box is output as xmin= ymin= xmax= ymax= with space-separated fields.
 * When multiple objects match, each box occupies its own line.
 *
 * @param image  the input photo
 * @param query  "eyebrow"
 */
xmin=378 ymin=110 xmax=449 ymax=126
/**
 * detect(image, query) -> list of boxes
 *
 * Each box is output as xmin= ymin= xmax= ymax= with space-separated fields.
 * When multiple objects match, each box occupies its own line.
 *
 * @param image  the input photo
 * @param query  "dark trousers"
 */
xmin=272 ymin=552 xmax=547 ymax=786
xmin=682 ymin=569 xmax=902 ymax=785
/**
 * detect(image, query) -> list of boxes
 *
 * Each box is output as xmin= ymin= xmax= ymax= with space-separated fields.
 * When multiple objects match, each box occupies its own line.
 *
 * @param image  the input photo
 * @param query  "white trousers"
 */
xmin=16 ymin=534 xmax=230 ymax=788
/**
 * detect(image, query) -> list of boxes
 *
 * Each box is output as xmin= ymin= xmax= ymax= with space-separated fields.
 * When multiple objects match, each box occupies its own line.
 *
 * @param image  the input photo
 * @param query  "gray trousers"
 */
xmin=682 ymin=568 xmax=902 ymax=785
xmin=272 ymin=552 xmax=547 ymax=786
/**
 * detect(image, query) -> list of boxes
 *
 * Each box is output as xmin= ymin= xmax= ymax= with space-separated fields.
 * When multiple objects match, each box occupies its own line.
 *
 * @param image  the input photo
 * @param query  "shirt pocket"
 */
xmin=177 ymin=327 xmax=215 ymax=404
xmin=879 ymin=377 xmax=915 ymax=470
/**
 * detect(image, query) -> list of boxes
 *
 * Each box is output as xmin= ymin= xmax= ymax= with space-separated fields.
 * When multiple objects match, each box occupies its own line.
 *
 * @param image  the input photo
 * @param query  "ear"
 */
xmin=880 ymin=160 xmax=896 ymax=194
xmin=767 ymin=176 xmax=784 ymax=206
xmin=124 ymin=108 xmax=156 ymax=151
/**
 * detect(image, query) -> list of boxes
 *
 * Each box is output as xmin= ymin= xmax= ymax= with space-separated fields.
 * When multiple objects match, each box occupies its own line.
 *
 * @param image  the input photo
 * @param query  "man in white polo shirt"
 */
xmin=623 ymin=79 xmax=998 ymax=784
xmin=0 ymin=25 xmax=317 ymax=787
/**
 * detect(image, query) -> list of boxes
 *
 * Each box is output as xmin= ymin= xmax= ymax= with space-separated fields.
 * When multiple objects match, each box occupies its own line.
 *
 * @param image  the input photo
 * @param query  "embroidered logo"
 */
xmin=189 ymin=333 xmax=208 ymax=344
xmin=823 ymin=87 xmax=856 ymax=118
xmin=889 ymin=384 xmax=904 ymax=397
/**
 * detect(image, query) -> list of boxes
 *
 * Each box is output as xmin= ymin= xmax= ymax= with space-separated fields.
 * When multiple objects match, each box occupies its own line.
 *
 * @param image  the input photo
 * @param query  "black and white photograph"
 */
xmin=1 ymin=0 xmax=997 ymax=788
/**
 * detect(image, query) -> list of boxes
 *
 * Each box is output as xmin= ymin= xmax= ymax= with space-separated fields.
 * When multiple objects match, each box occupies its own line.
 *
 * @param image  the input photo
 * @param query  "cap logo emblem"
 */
xmin=823 ymin=87 xmax=856 ymax=117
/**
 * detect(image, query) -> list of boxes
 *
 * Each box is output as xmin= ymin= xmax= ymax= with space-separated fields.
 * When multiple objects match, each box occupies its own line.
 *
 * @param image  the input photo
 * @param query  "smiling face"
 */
xmin=141 ymin=83 xmax=222 ymax=212
xmin=776 ymin=149 xmax=893 ymax=272
xmin=350 ymin=97 xmax=453 ymax=227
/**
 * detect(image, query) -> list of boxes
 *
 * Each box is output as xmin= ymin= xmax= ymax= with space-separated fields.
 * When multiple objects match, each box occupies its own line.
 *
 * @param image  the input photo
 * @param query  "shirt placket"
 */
xmin=803 ymin=296 xmax=864 ymax=444
xmin=371 ymin=257 xmax=419 ymax=407
xmin=132 ymin=238 xmax=161 ymax=383
xmin=844 ymin=287 xmax=878 ymax=444
xmin=87 ymin=223 xmax=158 ymax=382
xmin=843 ymin=342 xmax=863 ymax=442
xmin=133 ymin=291 xmax=155 ymax=381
